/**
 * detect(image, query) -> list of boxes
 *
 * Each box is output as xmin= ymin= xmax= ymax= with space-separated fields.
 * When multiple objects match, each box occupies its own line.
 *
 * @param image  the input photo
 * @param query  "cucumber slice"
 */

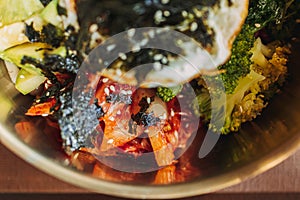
xmin=0 ymin=0 xmax=44 ymax=28
xmin=0 ymin=42 xmax=66 ymax=68
xmin=15 ymin=68 xmax=46 ymax=95
xmin=40 ymin=0 xmax=63 ymax=28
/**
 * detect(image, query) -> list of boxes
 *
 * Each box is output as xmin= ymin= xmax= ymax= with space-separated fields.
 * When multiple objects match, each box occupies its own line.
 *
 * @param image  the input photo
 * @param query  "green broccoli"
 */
xmin=192 ymin=0 xmax=297 ymax=134
xmin=156 ymin=85 xmax=183 ymax=102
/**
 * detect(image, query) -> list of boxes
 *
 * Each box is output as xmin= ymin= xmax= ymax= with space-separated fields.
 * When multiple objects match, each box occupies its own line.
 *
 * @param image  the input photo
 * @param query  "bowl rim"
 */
xmin=1 ymin=123 xmax=300 ymax=199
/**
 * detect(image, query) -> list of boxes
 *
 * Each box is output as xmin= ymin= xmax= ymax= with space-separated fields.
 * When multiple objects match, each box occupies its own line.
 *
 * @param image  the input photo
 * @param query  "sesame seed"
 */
xmin=255 ymin=23 xmax=261 ymax=28
xmin=109 ymin=116 xmax=115 ymax=121
xmin=171 ymin=109 xmax=175 ymax=117
xmin=178 ymin=112 xmax=188 ymax=116
xmin=116 ymin=69 xmax=122 ymax=76
xmin=46 ymin=92 xmax=50 ymax=96
xmin=161 ymin=0 xmax=169 ymax=4
xmin=148 ymin=30 xmax=155 ymax=38
xmin=19 ymin=75 xmax=25 ymax=79
xmin=102 ymin=78 xmax=109 ymax=83
xmin=107 ymin=139 xmax=114 ymax=144
xmin=117 ymin=110 xmax=121 ymax=115
xmin=132 ymin=44 xmax=141 ymax=52
xmin=153 ymin=62 xmax=162 ymax=71
xmin=182 ymin=10 xmax=188 ymax=17
xmin=154 ymin=10 xmax=165 ymax=24
xmin=118 ymin=52 xmax=127 ymax=60
xmin=154 ymin=54 xmax=163 ymax=61
xmin=106 ymin=44 xmax=116 ymax=52
xmin=104 ymin=88 xmax=110 ymax=96
xmin=161 ymin=57 xmax=168 ymax=64
xmin=128 ymin=28 xmax=136 ymax=38
xmin=147 ymin=97 xmax=151 ymax=104
xmin=89 ymin=24 xmax=98 ymax=32
xmin=98 ymin=58 xmax=103 ymax=64
xmin=190 ymin=22 xmax=198 ymax=32
xmin=139 ymin=38 xmax=149 ymax=46
xmin=163 ymin=10 xmax=171 ymax=17
xmin=110 ymin=85 xmax=116 ymax=92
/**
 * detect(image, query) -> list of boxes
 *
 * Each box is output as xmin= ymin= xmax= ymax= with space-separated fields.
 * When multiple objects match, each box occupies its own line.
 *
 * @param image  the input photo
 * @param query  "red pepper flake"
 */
xmin=26 ymin=98 xmax=57 ymax=116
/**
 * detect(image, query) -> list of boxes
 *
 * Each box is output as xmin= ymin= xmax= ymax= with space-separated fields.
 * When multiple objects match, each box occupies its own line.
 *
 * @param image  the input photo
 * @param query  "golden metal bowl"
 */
xmin=0 ymin=4 xmax=300 ymax=199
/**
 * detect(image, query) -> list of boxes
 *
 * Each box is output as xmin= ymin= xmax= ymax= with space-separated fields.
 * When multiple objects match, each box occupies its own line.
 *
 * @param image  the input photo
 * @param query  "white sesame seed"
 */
xmin=139 ymin=38 xmax=149 ymax=46
xmin=117 ymin=110 xmax=121 ymax=115
xmin=19 ymin=75 xmax=25 ymax=79
xmin=178 ymin=112 xmax=188 ymax=116
xmin=148 ymin=30 xmax=155 ymax=38
xmin=190 ymin=22 xmax=198 ymax=32
xmin=182 ymin=10 xmax=188 ymax=17
xmin=132 ymin=44 xmax=141 ymax=52
xmin=110 ymin=85 xmax=116 ymax=92
xmin=104 ymin=88 xmax=110 ymax=96
xmin=144 ymin=129 xmax=149 ymax=133
xmin=107 ymin=139 xmax=114 ymax=144
xmin=128 ymin=28 xmax=136 ymax=38
xmin=98 ymin=58 xmax=103 ymax=64
xmin=171 ymin=109 xmax=175 ymax=117
xmin=154 ymin=10 xmax=165 ymax=24
xmin=163 ymin=10 xmax=171 ymax=17
xmin=255 ymin=23 xmax=261 ymax=28
xmin=116 ymin=69 xmax=122 ymax=76
xmin=106 ymin=44 xmax=116 ymax=52
xmin=102 ymin=78 xmax=109 ymax=83
xmin=118 ymin=52 xmax=127 ymax=60
xmin=161 ymin=0 xmax=170 ymax=4
xmin=109 ymin=116 xmax=115 ymax=121
xmin=89 ymin=24 xmax=98 ymax=33
xmin=42 ymin=114 xmax=49 ymax=117
xmin=153 ymin=62 xmax=162 ymax=71
xmin=161 ymin=57 xmax=168 ymax=64
xmin=147 ymin=97 xmax=151 ymax=104
xmin=154 ymin=54 xmax=163 ymax=61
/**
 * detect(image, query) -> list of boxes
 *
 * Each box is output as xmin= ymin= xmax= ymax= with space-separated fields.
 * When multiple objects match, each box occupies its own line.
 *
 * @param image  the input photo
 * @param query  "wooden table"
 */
xmin=0 ymin=143 xmax=299 ymax=200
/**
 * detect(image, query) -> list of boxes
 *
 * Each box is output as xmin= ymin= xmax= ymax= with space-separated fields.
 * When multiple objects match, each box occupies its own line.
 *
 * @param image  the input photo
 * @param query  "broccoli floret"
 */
xmin=156 ymin=85 xmax=183 ymax=102
xmin=191 ymin=0 xmax=298 ymax=134
xmin=218 ymin=24 xmax=256 ymax=94
xmin=195 ymin=37 xmax=291 ymax=134
xmin=192 ymin=87 xmax=211 ymax=120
